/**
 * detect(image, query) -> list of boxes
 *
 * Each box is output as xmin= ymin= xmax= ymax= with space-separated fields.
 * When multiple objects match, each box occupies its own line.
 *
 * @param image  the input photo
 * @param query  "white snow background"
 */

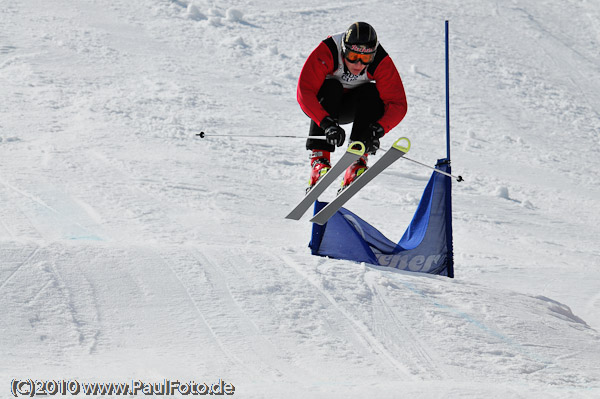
xmin=1 ymin=0 xmax=600 ymax=397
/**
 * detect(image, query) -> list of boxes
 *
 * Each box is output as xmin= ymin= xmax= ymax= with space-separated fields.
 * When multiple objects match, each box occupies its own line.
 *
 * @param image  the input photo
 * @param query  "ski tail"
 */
xmin=285 ymin=141 xmax=366 ymax=220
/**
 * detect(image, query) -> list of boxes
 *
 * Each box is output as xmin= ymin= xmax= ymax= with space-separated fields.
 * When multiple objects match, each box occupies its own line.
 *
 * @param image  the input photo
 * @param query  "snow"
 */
xmin=1 ymin=0 xmax=600 ymax=397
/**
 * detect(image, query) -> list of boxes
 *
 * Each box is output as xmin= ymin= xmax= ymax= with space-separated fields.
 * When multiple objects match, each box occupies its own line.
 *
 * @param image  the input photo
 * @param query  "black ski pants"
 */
xmin=306 ymin=79 xmax=384 ymax=153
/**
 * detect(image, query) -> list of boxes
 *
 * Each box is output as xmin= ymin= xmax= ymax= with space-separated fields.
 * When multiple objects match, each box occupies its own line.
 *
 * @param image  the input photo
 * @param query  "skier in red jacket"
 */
xmin=297 ymin=22 xmax=408 ymax=192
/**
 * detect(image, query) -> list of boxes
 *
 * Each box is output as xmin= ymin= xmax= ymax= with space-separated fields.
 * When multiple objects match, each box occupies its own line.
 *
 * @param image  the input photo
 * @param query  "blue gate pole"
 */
xmin=445 ymin=20 xmax=451 ymax=161
xmin=444 ymin=20 xmax=455 ymax=278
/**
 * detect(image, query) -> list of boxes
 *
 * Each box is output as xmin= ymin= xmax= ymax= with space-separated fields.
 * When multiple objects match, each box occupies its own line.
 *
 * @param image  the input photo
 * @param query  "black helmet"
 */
xmin=342 ymin=22 xmax=378 ymax=55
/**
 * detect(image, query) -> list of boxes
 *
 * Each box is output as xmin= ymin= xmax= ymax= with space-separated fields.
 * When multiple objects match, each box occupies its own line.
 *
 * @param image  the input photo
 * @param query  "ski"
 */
xmin=310 ymin=137 xmax=411 ymax=225
xmin=285 ymin=141 xmax=366 ymax=220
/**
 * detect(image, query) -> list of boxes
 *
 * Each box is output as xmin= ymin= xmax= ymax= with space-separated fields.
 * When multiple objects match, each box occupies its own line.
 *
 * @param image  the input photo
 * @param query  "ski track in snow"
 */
xmin=1 ymin=0 xmax=600 ymax=397
xmin=278 ymin=251 xmax=418 ymax=380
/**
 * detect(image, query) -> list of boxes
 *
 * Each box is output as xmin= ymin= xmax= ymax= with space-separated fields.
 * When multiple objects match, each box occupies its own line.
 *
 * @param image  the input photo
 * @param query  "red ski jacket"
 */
xmin=297 ymin=35 xmax=408 ymax=134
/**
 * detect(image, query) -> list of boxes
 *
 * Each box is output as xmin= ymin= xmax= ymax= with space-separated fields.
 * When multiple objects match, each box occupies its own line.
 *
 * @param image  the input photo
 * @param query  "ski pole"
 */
xmin=198 ymin=131 xmax=463 ymax=181
xmin=195 ymin=131 xmax=327 ymax=140
xmin=401 ymin=155 xmax=464 ymax=182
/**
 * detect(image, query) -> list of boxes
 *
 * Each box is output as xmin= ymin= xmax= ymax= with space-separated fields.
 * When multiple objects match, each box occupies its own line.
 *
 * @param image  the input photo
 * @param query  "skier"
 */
xmin=297 ymin=22 xmax=408 ymax=192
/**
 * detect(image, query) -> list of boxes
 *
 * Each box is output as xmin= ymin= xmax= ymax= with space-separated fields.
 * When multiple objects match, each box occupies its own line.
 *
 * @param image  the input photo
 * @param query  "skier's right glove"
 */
xmin=321 ymin=116 xmax=345 ymax=147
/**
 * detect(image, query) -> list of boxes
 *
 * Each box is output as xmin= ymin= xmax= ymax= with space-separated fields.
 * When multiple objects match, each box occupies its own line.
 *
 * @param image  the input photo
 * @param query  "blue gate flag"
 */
xmin=309 ymin=159 xmax=454 ymax=277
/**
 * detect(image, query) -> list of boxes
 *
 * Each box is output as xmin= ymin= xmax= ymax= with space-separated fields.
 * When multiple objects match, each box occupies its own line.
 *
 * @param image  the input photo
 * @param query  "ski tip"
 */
xmin=392 ymin=137 xmax=411 ymax=153
xmin=346 ymin=141 xmax=366 ymax=156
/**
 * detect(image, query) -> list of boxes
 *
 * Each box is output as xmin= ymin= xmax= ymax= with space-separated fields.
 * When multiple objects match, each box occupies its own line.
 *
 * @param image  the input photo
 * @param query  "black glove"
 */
xmin=366 ymin=122 xmax=385 ymax=154
xmin=320 ymin=116 xmax=346 ymax=147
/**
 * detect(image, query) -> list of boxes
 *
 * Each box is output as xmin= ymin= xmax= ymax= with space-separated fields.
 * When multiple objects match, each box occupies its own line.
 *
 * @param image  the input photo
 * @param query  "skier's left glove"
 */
xmin=366 ymin=123 xmax=385 ymax=154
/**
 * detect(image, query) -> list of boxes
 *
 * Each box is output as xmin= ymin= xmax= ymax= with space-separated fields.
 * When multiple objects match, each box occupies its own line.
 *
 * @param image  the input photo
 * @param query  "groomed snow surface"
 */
xmin=1 ymin=0 xmax=600 ymax=397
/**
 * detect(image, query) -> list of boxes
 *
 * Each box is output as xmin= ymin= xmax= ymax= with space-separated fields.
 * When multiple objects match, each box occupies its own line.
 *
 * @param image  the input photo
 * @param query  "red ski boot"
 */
xmin=339 ymin=154 xmax=368 ymax=193
xmin=307 ymin=150 xmax=331 ymax=193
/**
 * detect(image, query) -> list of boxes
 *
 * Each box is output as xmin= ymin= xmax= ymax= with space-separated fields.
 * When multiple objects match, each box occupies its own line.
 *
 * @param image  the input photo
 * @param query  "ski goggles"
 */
xmin=344 ymin=50 xmax=376 ymax=65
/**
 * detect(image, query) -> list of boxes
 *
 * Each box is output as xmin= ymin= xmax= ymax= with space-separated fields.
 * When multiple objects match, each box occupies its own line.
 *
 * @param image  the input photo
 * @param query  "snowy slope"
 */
xmin=1 ymin=0 xmax=600 ymax=397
